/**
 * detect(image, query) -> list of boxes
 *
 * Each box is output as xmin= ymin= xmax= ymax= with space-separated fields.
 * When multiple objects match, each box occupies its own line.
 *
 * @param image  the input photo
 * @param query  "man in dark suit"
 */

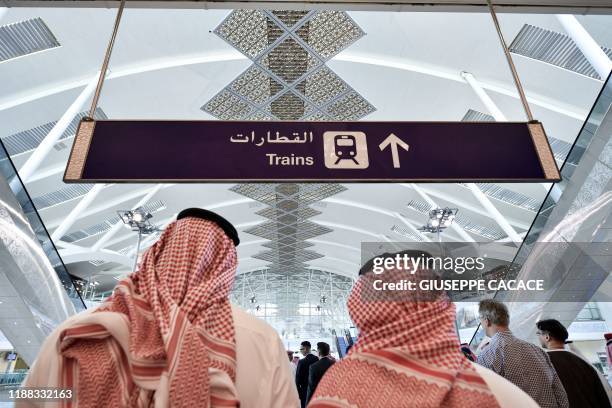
xmin=306 ymin=342 xmax=335 ymax=403
xmin=295 ymin=341 xmax=319 ymax=408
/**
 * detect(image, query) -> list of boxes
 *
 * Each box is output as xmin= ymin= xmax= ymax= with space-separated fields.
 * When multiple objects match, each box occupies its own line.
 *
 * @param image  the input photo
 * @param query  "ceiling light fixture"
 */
xmin=118 ymin=207 xmax=160 ymax=272
xmin=117 ymin=207 xmax=156 ymax=234
xmin=419 ymin=208 xmax=458 ymax=234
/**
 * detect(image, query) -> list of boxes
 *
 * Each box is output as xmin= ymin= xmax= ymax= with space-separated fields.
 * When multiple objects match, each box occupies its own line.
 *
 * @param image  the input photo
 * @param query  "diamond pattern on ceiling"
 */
xmin=262 ymin=241 xmax=314 ymax=250
xmin=201 ymin=90 xmax=253 ymax=120
xmin=256 ymin=206 xmax=321 ymax=222
xmin=233 ymin=183 xmax=345 ymax=277
xmin=326 ymin=91 xmax=376 ymax=120
xmin=229 ymin=65 xmax=283 ymax=105
xmin=296 ymin=66 xmax=348 ymax=106
xmin=214 ymin=9 xmax=283 ymax=58
xmin=257 ymin=37 xmax=320 ymax=83
xmin=203 ymin=10 xmax=375 ymax=121
xmin=297 ymin=10 xmax=365 ymax=59
xmin=271 ymin=10 xmax=309 ymax=28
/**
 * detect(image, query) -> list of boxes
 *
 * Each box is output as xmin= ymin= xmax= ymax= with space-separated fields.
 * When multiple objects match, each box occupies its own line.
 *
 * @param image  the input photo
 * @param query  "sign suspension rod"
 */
xmin=486 ymin=0 xmax=534 ymax=122
xmin=89 ymin=0 xmax=127 ymax=119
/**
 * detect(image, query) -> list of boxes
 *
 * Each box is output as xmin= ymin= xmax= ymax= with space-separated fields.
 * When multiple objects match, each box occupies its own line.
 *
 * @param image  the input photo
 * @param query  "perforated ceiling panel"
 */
xmin=203 ymin=10 xmax=374 ymax=121
xmin=391 ymin=225 xmax=422 ymax=241
xmin=462 ymin=109 xmax=494 ymax=122
xmin=32 ymin=184 xmax=93 ymax=210
xmin=510 ymin=24 xmax=612 ymax=80
xmin=1 ymin=108 xmax=107 ymax=156
xmin=0 ymin=17 xmax=60 ymax=62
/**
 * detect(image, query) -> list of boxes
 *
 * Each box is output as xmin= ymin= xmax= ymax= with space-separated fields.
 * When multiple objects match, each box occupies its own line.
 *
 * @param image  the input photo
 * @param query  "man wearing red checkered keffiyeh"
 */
xmin=22 ymin=213 xmax=242 ymax=407
xmin=308 ymin=251 xmax=501 ymax=408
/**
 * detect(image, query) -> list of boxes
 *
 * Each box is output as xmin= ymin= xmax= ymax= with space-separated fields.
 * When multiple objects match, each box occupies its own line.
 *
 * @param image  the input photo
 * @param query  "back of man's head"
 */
xmin=479 ymin=299 xmax=510 ymax=327
xmin=317 ymin=342 xmax=331 ymax=357
xmin=536 ymin=319 xmax=569 ymax=343
xmin=301 ymin=341 xmax=311 ymax=349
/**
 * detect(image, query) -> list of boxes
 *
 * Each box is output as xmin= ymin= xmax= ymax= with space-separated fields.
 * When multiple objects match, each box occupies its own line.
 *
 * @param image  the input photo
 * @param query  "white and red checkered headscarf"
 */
xmin=309 ymin=267 xmax=500 ymax=408
xmin=57 ymin=217 xmax=239 ymax=407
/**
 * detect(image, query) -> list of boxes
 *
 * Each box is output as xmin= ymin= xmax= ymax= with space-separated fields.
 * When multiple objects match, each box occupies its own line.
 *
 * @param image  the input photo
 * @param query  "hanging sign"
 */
xmin=64 ymin=119 xmax=560 ymax=183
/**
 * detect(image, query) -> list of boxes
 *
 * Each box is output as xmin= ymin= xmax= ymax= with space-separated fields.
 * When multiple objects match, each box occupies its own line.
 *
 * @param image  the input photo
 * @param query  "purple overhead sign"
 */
xmin=64 ymin=119 xmax=560 ymax=183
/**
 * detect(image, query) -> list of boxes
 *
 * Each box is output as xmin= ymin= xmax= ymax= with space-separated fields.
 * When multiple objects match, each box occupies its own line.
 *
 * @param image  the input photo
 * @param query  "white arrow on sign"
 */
xmin=379 ymin=133 xmax=409 ymax=168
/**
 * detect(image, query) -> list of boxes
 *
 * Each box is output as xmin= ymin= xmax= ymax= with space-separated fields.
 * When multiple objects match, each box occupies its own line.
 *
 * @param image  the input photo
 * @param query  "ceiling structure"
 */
xmin=3 ymin=1 xmax=612 ymax=14
xmin=0 ymin=6 xmax=611 ymax=340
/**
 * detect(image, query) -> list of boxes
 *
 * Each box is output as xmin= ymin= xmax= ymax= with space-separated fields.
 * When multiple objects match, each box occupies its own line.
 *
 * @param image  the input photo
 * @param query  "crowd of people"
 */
xmin=286 ymin=299 xmax=611 ymax=408
xmin=17 ymin=209 xmax=612 ymax=407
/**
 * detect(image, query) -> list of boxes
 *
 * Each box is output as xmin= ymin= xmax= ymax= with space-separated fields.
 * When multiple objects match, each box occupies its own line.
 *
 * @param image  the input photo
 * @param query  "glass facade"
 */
xmin=0 ymin=143 xmax=85 ymax=312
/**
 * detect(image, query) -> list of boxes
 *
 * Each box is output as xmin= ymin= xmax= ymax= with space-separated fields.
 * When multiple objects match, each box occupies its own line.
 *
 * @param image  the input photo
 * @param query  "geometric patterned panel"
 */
xmin=326 ymin=91 xmax=376 ymax=121
xmin=201 ymin=90 xmax=253 ymax=121
xmin=230 ymin=183 xmax=346 ymax=207
xmin=257 ymin=37 xmax=320 ymax=84
xmin=256 ymin=206 xmax=321 ymax=222
xmin=234 ymin=183 xmax=344 ymax=281
xmin=296 ymin=11 xmax=365 ymax=60
xmin=296 ymin=66 xmax=348 ymax=106
xmin=214 ymin=10 xmax=283 ymax=59
xmin=203 ymin=10 xmax=374 ymax=121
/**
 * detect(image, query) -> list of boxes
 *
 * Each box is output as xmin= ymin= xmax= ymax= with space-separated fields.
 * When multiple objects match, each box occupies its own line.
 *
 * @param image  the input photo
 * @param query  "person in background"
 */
xmin=309 ymin=251 xmax=539 ymax=408
xmin=536 ymin=319 xmax=611 ymax=408
xmin=306 ymin=342 xmax=335 ymax=403
xmin=288 ymin=350 xmax=297 ymax=378
xmin=477 ymin=299 xmax=569 ymax=408
xmin=295 ymin=341 xmax=318 ymax=408
xmin=20 ymin=209 xmax=299 ymax=408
